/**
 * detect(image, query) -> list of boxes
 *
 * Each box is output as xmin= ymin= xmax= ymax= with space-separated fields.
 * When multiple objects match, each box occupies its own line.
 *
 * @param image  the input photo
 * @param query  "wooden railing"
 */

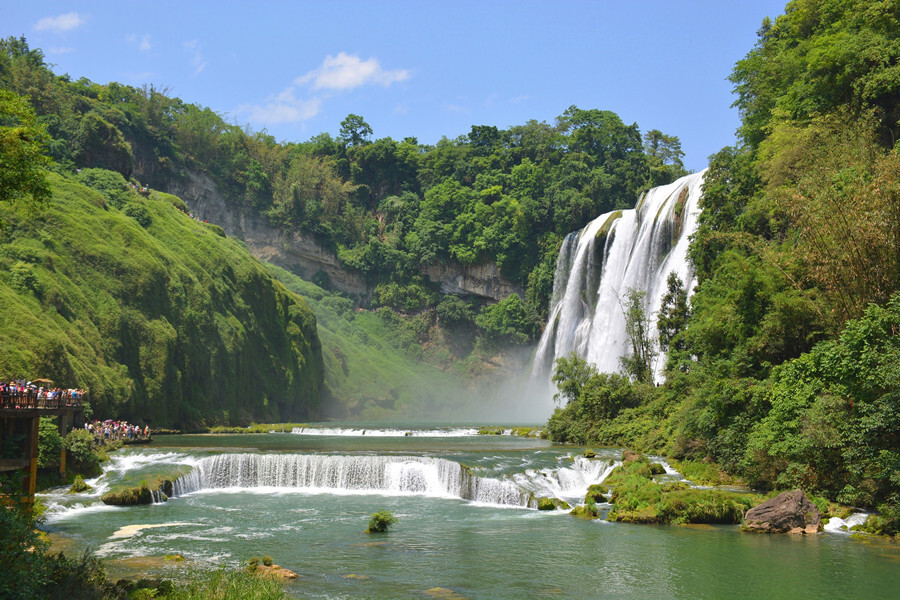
xmin=0 ymin=389 xmax=84 ymax=411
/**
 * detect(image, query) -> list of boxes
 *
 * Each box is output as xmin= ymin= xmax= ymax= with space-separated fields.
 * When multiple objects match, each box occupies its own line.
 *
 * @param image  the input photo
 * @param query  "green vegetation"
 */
xmin=365 ymin=510 xmax=398 ymax=533
xmin=536 ymin=497 xmax=572 ymax=511
xmin=0 ymin=169 xmax=322 ymax=429
xmin=546 ymin=0 xmax=900 ymax=525
xmin=604 ymin=457 xmax=761 ymax=525
xmin=0 ymin=88 xmax=51 ymax=216
xmin=101 ymin=484 xmax=153 ymax=506
xmin=570 ymin=498 xmax=600 ymax=519
xmin=68 ymin=474 xmax=91 ymax=493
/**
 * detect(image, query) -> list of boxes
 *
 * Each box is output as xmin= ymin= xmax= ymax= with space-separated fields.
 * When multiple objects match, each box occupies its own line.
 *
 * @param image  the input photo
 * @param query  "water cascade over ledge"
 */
xmin=531 ymin=171 xmax=705 ymax=395
xmin=168 ymin=453 xmax=613 ymax=509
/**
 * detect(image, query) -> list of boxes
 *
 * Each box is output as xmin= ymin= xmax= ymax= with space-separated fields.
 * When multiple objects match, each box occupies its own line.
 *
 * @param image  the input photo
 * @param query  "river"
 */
xmin=40 ymin=426 xmax=900 ymax=599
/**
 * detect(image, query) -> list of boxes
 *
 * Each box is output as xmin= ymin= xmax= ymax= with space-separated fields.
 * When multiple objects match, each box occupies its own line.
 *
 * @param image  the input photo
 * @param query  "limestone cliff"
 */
xmin=163 ymin=171 xmax=523 ymax=303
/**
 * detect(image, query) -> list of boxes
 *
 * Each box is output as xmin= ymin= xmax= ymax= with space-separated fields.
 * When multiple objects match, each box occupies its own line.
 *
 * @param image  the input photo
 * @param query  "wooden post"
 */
xmin=22 ymin=416 xmax=39 ymax=510
xmin=58 ymin=413 xmax=68 ymax=478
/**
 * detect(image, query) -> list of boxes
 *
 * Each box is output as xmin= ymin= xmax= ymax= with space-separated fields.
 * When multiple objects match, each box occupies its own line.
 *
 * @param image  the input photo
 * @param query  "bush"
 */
xmin=261 ymin=555 xmax=273 ymax=567
xmin=69 ymin=474 xmax=92 ymax=493
xmin=64 ymin=429 xmax=101 ymax=476
xmin=38 ymin=416 xmax=63 ymax=469
xmin=123 ymin=203 xmax=152 ymax=227
xmin=76 ymin=167 xmax=131 ymax=208
xmin=365 ymin=510 xmax=398 ymax=533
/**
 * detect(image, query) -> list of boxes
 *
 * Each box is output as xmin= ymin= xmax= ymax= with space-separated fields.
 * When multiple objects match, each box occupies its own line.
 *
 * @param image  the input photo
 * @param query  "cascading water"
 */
xmin=531 ymin=171 xmax=705 ymax=399
xmin=167 ymin=452 xmax=612 ymax=509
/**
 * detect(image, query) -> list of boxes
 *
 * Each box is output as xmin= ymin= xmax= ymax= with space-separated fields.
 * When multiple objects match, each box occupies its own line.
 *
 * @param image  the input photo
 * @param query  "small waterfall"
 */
xmin=532 ymin=171 xmax=705 ymax=391
xmin=291 ymin=426 xmax=479 ymax=437
xmin=171 ymin=453 xmax=533 ymax=508
xmin=514 ymin=457 xmax=619 ymax=502
xmin=168 ymin=452 xmax=618 ymax=509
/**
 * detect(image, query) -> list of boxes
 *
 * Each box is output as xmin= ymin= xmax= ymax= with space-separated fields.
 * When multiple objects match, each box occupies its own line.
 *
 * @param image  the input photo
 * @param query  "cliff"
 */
xmin=164 ymin=171 xmax=523 ymax=303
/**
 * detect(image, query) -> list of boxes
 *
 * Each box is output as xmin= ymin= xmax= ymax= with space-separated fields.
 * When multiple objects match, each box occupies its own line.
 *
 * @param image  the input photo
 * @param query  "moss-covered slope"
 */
xmin=0 ymin=171 xmax=323 ymax=427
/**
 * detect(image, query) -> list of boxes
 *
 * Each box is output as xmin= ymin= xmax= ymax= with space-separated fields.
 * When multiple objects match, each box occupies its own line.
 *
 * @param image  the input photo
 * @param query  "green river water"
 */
xmin=40 ymin=427 xmax=900 ymax=599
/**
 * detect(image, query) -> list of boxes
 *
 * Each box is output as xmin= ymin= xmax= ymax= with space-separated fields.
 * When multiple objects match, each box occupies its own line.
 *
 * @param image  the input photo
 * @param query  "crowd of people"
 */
xmin=84 ymin=419 xmax=150 ymax=442
xmin=0 ymin=379 xmax=86 ymax=409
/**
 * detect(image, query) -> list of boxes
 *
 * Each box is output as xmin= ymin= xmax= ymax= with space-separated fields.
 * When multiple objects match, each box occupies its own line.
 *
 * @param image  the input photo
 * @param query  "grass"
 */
xmin=167 ymin=568 xmax=287 ymax=600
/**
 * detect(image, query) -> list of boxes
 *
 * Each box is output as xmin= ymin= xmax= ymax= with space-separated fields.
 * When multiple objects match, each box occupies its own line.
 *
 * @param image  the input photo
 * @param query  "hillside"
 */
xmin=0 ymin=169 xmax=323 ymax=428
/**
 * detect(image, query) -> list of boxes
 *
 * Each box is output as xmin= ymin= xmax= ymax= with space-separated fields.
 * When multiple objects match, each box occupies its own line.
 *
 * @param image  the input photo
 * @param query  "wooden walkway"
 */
xmin=1 ymin=390 xmax=84 ymax=509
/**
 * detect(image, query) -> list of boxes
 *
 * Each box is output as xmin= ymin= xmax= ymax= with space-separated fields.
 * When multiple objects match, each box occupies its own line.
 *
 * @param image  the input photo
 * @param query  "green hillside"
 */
xmin=0 ymin=169 xmax=323 ymax=428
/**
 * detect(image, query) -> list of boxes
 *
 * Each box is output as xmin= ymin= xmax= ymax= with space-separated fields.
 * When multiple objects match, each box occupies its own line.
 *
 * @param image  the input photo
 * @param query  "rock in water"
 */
xmin=742 ymin=489 xmax=822 ymax=534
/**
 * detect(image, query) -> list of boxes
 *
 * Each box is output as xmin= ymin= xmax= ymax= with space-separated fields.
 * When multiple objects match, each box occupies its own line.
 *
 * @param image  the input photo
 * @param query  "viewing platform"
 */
xmin=1 ymin=384 xmax=85 ymax=510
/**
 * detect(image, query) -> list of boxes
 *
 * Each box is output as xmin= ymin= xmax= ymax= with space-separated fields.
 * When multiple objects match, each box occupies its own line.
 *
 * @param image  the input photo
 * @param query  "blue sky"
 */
xmin=4 ymin=1 xmax=787 ymax=171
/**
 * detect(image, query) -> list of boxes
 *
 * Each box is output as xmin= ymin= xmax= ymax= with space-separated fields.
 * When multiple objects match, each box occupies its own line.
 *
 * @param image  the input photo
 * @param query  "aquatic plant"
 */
xmin=366 ymin=510 xmax=398 ymax=533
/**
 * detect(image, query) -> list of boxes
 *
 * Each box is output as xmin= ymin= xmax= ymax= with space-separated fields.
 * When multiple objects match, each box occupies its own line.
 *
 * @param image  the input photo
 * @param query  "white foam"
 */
xmin=824 ymin=512 xmax=869 ymax=534
xmin=291 ymin=426 xmax=479 ymax=437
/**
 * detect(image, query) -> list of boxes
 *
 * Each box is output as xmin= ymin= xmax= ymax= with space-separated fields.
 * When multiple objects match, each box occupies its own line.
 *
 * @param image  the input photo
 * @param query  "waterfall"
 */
xmin=291 ymin=426 xmax=480 ymax=437
xmin=531 ymin=171 xmax=705 ymax=392
xmin=169 ymin=452 xmax=615 ymax=509
xmin=171 ymin=453 xmax=532 ymax=507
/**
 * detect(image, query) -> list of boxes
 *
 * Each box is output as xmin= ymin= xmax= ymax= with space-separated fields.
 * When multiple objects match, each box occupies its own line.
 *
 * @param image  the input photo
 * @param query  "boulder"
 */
xmin=622 ymin=450 xmax=641 ymax=463
xmin=255 ymin=564 xmax=299 ymax=579
xmin=536 ymin=496 xmax=572 ymax=511
xmin=742 ymin=489 xmax=822 ymax=534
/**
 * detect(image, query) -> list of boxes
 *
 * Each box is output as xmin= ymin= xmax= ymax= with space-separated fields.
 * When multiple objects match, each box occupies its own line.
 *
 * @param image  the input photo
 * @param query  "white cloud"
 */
xmin=446 ymin=104 xmax=470 ymax=114
xmin=510 ymin=94 xmax=530 ymax=104
xmin=183 ymin=40 xmax=207 ymax=75
xmin=296 ymin=52 xmax=409 ymax=91
xmin=47 ymin=46 xmax=74 ymax=55
xmin=242 ymin=95 xmax=322 ymax=125
xmin=126 ymin=34 xmax=152 ymax=52
xmin=35 ymin=12 xmax=86 ymax=33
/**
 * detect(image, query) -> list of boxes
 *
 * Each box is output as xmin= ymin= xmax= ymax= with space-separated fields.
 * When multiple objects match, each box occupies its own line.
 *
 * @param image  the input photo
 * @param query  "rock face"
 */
xmin=422 ymin=263 xmax=524 ymax=301
xmin=742 ymin=489 xmax=822 ymax=534
xmin=164 ymin=172 xmax=371 ymax=299
xmin=163 ymin=171 xmax=522 ymax=303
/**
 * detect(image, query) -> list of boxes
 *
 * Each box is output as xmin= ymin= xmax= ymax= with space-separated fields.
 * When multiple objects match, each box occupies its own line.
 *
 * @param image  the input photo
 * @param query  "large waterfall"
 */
xmin=531 ymin=171 xmax=705 ymax=393
xmin=170 ymin=453 xmax=613 ymax=509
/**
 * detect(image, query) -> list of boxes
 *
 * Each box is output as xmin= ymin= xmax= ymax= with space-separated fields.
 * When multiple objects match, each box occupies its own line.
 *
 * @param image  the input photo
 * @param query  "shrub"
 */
xmin=69 ymin=475 xmax=92 ymax=493
xmin=261 ymin=555 xmax=273 ymax=567
xmin=124 ymin=203 xmax=152 ymax=227
xmin=38 ymin=417 xmax=63 ymax=469
xmin=365 ymin=510 xmax=398 ymax=533
xmin=76 ymin=167 xmax=131 ymax=208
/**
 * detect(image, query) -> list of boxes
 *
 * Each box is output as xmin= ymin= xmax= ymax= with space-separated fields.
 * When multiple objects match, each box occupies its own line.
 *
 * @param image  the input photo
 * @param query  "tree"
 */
xmin=657 ymin=272 xmax=690 ymax=353
xmin=619 ymin=288 xmax=657 ymax=383
xmin=339 ymin=113 xmax=373 ymax=147
xmin=643 ymin=129 xmax=686 ymax=186
xmin=0 ymin=89 xmax=51 ymax=211
xmin=475 ymin=293 xmax=535 ymax=349
xmin=552 ymin=353 xmax=598 ymax=405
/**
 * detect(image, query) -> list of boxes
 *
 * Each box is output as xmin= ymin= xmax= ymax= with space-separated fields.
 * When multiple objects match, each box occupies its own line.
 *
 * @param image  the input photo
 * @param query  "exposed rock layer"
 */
xmin=163 ymin=171 xmax=522 ymax=302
